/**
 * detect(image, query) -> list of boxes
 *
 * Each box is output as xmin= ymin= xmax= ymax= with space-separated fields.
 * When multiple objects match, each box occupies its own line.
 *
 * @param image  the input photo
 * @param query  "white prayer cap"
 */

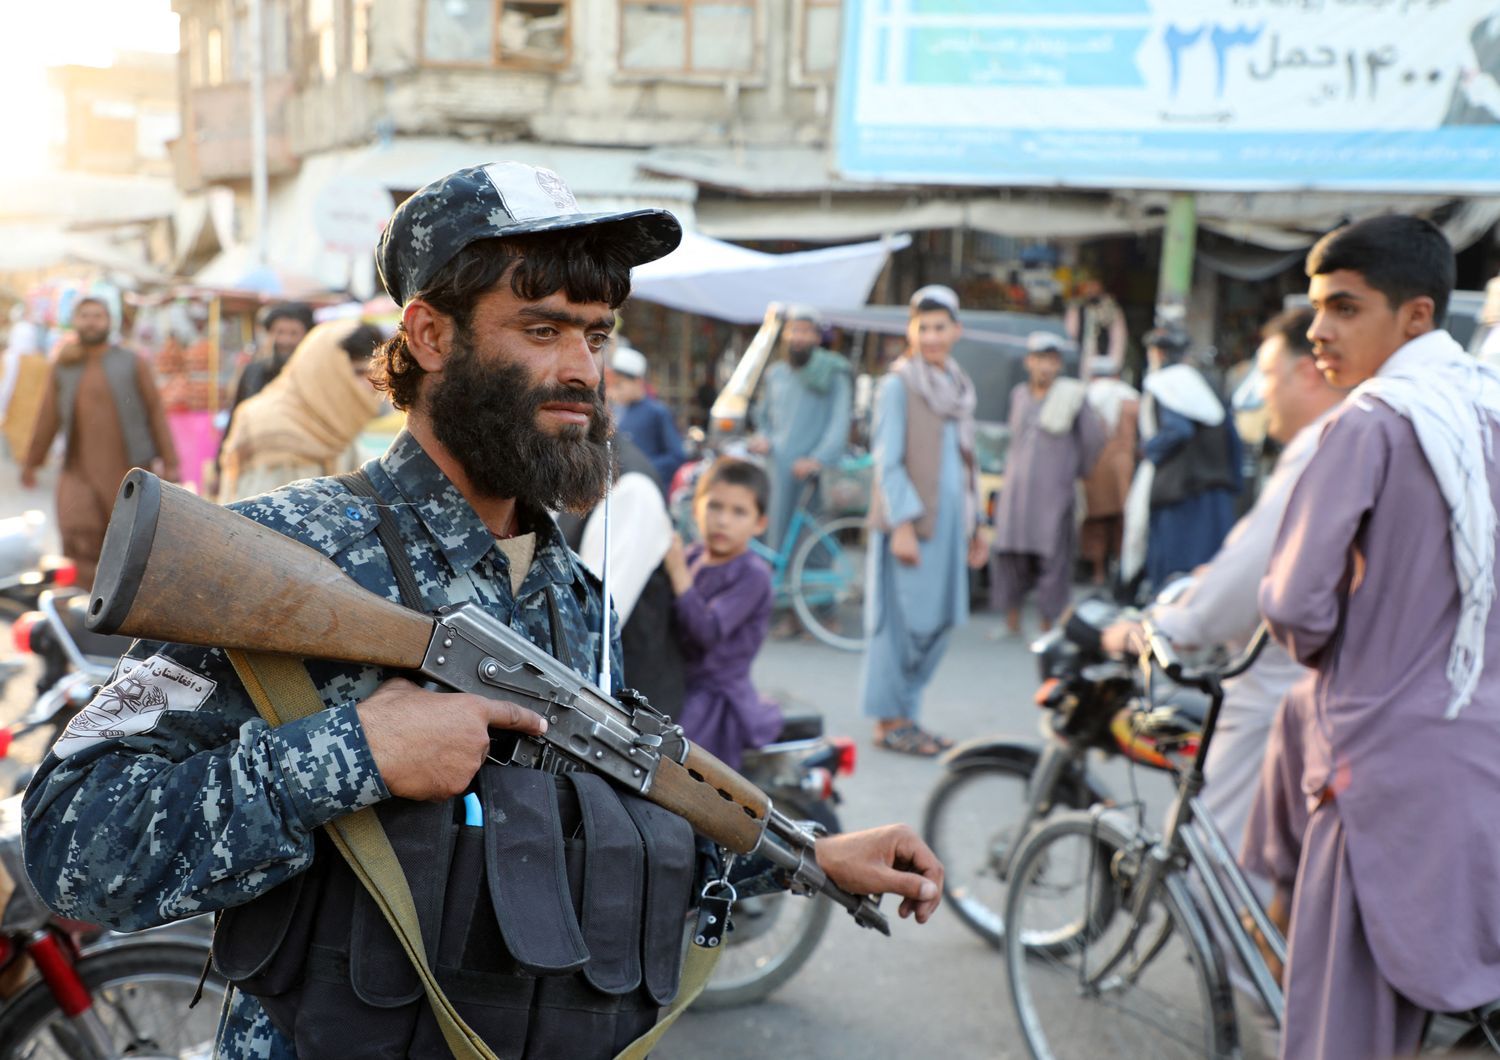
xmin=909 ymin=284 xmax=960 ymax=314
xmin=785 ymin=304 xmax=823 ymax=325
xmin=610 ymin=343 xmax=648 ymax=378
xmin=1026 ymin=330 xmax=1067 ymax=355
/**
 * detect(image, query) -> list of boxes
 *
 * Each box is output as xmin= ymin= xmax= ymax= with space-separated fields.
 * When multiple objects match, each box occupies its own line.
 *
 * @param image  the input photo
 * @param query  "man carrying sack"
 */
xmin=21 ymin=163 xmax=943 ymax=1060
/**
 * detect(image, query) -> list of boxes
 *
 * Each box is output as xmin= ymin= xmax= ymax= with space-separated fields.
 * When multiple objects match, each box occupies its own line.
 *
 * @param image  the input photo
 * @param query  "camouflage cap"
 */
xmin=376 ymin=162 xmax=683 ymax=304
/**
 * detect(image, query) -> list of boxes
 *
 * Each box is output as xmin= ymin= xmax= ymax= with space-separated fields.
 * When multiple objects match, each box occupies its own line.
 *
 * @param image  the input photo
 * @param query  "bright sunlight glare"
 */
xmin=0 ymin=0 xmax=180 ymax=176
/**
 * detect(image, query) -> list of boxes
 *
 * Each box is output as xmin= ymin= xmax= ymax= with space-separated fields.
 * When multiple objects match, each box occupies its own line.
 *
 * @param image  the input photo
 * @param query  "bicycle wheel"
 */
xmin=1005 ymin=809 xmax=1238 ymax=1060
xmin=921 ymin=750 xmax=1098 ymax=950
xmin=788 ymin=515 xmax=867 ymax=652
xmin=0 ymin=940 xmax=225 ymax=1059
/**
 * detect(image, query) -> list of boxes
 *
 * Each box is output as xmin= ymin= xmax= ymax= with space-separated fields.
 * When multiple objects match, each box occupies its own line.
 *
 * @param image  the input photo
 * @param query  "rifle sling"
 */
xmin=225 ymin=475 xmax=721 ymax=1059
xmin=337 ymin=470 xmax=425 ymax=612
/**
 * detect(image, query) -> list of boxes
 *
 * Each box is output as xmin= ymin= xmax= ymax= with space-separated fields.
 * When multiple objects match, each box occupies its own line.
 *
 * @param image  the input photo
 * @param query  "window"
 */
xmin=351 ymin=0 xmax=373 ymax=72
xmin=422 ymin=0 xmax=570 ymax=67
xmin=619 ymin=0 xmax=757 ymax=75
xmin=206 ymin=26 xmax=226 ymax=85
xmin=799 ymin=0 xmax=838 ymax=78
xmin=307 ymin=0 xmax=338 ymax=81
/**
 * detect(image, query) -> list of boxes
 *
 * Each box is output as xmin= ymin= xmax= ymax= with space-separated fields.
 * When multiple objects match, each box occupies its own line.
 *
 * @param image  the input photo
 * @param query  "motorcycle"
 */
xmin=0 ymin=514 xmax=76 ymax=621
xmin=921 ymin=595 xmax=1210 ymax=947
xmin=4 ymin=591 xmax=132 ymax=795
xmin=697 ymin=711 xmax=857 ymax=1009
xmin=0 ymin=794 xmax=221 ymax=1059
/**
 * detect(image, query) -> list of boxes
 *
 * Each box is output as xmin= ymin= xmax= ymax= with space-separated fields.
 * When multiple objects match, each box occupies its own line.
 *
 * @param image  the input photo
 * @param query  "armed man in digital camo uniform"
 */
xmin=22 ymin=163 xmax=943 ymax=1060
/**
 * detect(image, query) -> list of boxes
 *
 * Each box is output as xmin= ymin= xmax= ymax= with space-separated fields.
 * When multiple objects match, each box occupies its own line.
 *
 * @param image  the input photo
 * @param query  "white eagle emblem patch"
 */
xmin=55 ymin=655 xmax=217 ymax=758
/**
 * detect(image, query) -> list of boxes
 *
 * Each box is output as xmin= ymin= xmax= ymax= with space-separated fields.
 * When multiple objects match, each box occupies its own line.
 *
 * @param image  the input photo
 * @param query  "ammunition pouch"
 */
xmin=214 ymin=762 xmax=696 ymax=1059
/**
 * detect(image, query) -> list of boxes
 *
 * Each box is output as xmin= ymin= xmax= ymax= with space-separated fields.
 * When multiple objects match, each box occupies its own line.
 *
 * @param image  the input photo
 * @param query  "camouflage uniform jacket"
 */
xmin=21 ymin=429 xmax=622 ymax=1060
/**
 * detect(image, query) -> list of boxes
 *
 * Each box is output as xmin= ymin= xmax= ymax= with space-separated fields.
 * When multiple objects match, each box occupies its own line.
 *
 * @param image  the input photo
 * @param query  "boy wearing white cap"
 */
xmin=861 ymin=285 xmax=989 ymax=755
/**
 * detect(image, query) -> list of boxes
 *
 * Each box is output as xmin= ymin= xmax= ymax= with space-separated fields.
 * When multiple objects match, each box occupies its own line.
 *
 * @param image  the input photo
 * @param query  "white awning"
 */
xmin=630 ymin=231 xmax=912 ymax=324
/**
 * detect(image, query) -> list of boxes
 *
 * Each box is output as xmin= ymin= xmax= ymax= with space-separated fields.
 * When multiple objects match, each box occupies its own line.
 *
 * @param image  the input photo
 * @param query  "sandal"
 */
xmin=876 ymin=724 xmax=953 ymax=757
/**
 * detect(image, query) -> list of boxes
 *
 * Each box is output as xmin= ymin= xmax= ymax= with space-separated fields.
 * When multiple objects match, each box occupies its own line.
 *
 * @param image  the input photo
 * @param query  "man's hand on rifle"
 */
xmin=815 ymin=824 xmax=944 ymax=924
xmin=358 ymin=677 xmax=548 ymax=801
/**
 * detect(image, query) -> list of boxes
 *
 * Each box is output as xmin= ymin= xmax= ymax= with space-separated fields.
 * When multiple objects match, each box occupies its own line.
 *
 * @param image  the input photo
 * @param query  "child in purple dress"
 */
xmin=663 ymin=458 xmax=784 ymax=769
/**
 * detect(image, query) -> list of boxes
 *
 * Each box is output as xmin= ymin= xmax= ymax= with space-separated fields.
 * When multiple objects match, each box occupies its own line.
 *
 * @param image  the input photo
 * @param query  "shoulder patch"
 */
xmin=54 ymin=655 xmax=217 ymax=758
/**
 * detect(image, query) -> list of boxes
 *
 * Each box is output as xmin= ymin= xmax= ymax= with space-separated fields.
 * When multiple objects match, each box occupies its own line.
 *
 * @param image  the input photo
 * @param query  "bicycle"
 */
xmin=1002 ymin=624 xmax=1500 ymax=1058
xmin=921 ymin=596 xmax=1203 ymax=948
xmin=674 ymin=457 xmax=869 ymax=652
xmin=0 ymin=795 xmax=223 ymax=1059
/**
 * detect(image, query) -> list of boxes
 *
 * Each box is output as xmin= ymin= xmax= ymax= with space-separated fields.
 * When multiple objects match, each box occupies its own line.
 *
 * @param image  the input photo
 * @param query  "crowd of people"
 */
xmin=9 ymin=162 xmax=1500 ymax=1059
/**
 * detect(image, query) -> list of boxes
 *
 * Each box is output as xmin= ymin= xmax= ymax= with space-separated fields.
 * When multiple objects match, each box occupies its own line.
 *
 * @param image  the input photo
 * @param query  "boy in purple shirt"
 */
xmin=1256 ymin=215 xmax=1500 ymax=1058
xmin=663 ymin=458 xmax=784 ymax=769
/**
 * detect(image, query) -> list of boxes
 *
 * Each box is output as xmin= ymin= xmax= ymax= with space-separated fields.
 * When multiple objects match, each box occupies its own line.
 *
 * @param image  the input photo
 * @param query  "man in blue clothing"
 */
xmin=24 ymin=162 xmax=945 ymax=1060
xmin=1122 ymin=326 xmax=1242 ymax=592
xmin=748 ymin=306 xmax=852 ymax=552
xmin=607 ymin=340 xmax=685 ymax=486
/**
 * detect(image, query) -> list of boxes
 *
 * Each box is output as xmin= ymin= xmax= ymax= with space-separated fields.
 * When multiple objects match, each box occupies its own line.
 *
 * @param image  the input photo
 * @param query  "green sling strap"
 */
xmin=225 ymin=649 xmax=720 ymax=1060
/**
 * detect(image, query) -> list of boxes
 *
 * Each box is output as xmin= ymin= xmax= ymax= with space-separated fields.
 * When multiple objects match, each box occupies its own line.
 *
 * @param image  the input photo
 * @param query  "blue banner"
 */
xmin=835 ymin=1 xmax=1500 ymax=192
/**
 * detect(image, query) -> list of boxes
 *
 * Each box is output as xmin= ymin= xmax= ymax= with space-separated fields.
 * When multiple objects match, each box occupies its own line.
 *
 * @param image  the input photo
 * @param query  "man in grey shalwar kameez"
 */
xmin=1255 ymin=216 xmax=1500 ymax=1059
xmin=749 ymin=306 xmax=852 ymax=553
xmin=991 ymin=332 xmax=1106 ymax=635
xmin=861 ymin=286 xmax=988 ymax=756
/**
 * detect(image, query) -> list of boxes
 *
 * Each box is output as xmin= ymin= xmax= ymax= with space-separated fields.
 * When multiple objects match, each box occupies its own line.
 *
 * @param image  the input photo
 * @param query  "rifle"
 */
xmin=86 ymin=471 xmax=889 ymax=935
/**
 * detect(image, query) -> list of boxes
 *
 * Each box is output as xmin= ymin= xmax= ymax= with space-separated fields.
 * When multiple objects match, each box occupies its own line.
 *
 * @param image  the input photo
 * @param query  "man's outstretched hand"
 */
xmin=815 ymin=824 xmax=944 ymax=924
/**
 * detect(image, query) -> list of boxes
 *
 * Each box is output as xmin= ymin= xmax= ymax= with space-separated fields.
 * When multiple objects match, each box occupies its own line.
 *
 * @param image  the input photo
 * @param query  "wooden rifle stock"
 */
xmin=87 ymin=470 xmax=432 ymax=668
xmin=650 ymin=748 xmax=771 ymax=855
xmin=84 ymin=472 xmax=885 ymax=931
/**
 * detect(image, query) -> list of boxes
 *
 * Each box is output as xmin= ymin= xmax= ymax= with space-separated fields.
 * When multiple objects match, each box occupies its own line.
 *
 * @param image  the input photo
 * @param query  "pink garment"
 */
xmin=1259 ymin=396 xmax=1500 ymax=1015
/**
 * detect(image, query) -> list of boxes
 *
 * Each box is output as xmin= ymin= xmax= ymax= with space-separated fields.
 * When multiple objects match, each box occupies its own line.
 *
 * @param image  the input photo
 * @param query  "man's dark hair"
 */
xmin=1261 ymin=307 xmax=1315 ymax=358
xmin=263 ymin=302 xmax=315 ymax=332
xmin=695 ymin=457 xmax=770 ymax=516
xmin=1305 ymin=215 xmax=1455 ymax=325
xmin=340 ymin=323 xmax=386 ymax=362
xmin=373 ymin=232 xmax=636 ymax=411
xmin=912 ymin=297 xmax=958 ymax=322
xmin=71 ymin=297 xmax=110 ymax=321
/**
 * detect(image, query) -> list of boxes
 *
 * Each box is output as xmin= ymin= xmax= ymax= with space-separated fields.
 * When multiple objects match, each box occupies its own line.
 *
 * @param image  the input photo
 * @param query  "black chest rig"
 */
xmin=212 ymin=475 xmax=698 ymax=1059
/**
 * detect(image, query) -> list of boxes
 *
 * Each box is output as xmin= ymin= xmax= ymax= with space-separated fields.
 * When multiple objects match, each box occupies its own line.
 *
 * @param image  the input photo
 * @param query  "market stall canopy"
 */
xmin=192 ymin=244 xmax=337 ymax=300
xmin=630 ymin=231 xmax=912 ymax=325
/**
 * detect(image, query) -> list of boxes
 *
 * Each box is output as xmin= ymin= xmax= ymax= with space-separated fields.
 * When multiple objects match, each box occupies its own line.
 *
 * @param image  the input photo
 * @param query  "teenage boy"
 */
xmin=1257 ymin=215 xmax=1500 ymax=1059
xmin=860 ymin=285 xmax=988 ymax=756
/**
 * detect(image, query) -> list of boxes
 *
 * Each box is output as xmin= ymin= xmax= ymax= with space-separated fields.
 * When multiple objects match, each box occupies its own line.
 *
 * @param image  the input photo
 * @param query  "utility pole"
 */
xmin=1154 ymin=191 xmax=1197 ymax=328
xmin=248 ymin=0 xmax=269 ymax=267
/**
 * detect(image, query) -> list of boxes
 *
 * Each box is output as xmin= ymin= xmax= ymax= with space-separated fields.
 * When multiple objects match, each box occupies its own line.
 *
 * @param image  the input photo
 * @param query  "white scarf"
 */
xmin=1037 ymin=378 xmax=1088 ymax=436
xmin=1355 ymin=329 xmax=1500 ymax=718
xmin=1120 ymin=364 xmax=1223 ymax=582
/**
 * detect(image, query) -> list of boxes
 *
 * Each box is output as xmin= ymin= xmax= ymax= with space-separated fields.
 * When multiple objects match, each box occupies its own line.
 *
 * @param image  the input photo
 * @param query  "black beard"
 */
xmin=425 ymin=335 xmax=614 ymax=513
xmin=788 ymin=343 xmax=814 ymax=367
xmin=77 ymin=329 xmax=110 ymax=347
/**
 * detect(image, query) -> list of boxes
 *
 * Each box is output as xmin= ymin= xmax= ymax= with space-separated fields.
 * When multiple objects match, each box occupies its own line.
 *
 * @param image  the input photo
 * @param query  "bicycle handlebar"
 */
xmin=1141 ymin=621 xmax=1272 ymax=689
xmin=1146 ymin=627 xmax=1183 ymax=681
